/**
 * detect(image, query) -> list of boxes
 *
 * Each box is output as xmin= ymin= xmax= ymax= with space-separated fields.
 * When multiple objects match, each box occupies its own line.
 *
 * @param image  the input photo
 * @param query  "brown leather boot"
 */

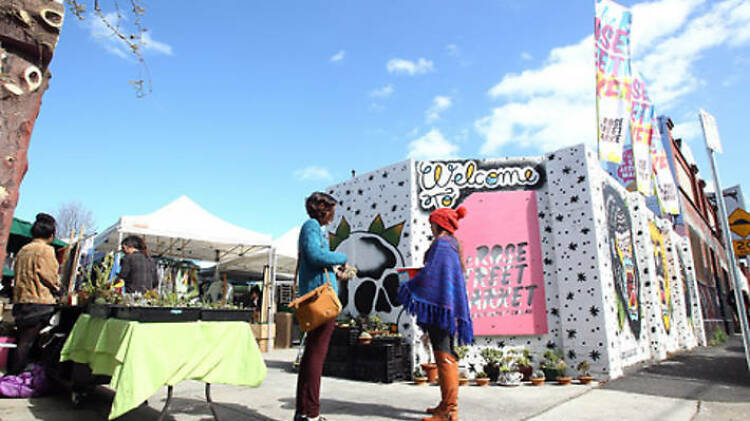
xmin=425 ymin=350 xmax=446 ymax=415
xmin=422 ymin=351 xmax=459 ymax=421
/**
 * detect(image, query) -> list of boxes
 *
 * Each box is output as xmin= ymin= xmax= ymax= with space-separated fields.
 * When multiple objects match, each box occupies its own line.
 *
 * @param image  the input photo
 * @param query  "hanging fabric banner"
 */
xmin=630 ymin=70 xmax=655 ymax=195
xmin=650 ymin=120 xmax=681 ymax=215
xmin=595 ymin=0 xmax=633 ymax=163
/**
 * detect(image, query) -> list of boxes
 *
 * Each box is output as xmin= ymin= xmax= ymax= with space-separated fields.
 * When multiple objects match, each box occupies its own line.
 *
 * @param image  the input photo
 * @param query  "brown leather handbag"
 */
xmin=289 ymin=269 xmax=342 ymax=332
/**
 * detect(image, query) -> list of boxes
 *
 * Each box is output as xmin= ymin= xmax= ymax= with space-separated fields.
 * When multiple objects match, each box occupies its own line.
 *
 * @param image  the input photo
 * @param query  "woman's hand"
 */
xmin=334 ymin=264 xmax=357 ymax=281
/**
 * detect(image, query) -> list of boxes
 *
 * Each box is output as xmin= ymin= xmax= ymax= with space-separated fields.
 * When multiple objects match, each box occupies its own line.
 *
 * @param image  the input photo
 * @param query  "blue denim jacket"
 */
xmin=297 ymin=218 xmax=347 ymax=296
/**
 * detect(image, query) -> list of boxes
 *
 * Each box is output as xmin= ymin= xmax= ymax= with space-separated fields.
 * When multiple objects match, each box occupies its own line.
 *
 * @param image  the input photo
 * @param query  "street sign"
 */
xmin=733 ymin=239 xmax=750 ymax=257
xmin=699 ymin=109 xmax=723 ymax=153
xmin=729 ymin=208 xmax=750 ymax=238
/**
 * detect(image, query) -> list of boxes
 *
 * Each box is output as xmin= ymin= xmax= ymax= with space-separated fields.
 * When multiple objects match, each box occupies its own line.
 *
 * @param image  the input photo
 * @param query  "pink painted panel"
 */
xmin=456 ymin=191 xmax=548 ymax=335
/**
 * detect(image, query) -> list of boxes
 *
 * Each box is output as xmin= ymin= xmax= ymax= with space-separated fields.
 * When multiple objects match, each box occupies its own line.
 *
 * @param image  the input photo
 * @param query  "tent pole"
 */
xmin=267 ymin=248 xmax=277 ymax=327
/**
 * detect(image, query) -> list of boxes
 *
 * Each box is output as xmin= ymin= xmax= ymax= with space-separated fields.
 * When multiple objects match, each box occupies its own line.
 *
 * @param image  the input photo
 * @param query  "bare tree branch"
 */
xmin=55 ymin=201 xmax=96 ymax=238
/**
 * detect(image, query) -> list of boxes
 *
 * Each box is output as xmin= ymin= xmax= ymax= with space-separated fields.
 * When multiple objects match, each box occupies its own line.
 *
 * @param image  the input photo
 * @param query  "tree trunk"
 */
xmin=0 ymin=0 xmax=64 ymax=269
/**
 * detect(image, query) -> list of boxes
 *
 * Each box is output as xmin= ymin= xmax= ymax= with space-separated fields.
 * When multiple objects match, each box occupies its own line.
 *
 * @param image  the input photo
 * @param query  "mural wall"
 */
xmin=325 ymin=144 xmax=706 ymax=380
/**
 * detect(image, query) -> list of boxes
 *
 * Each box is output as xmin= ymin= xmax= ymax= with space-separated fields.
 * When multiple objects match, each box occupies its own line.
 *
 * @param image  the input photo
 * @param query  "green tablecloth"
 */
xmin=60 ymin=314 xmax=267 ymax=419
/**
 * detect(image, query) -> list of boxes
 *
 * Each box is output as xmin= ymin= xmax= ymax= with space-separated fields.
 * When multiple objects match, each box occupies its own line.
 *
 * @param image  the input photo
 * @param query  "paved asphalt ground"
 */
xmin=1 ymin=336 xmax=749 ymax=421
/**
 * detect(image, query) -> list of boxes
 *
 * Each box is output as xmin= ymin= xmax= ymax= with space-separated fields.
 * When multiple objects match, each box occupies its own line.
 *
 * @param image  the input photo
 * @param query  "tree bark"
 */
xmin=0 ymin=0 xmax=64 ymax=270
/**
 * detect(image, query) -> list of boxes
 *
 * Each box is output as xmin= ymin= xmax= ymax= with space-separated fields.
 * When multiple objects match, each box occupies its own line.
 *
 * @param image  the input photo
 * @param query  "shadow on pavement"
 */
xmin=278 ymin=397 xmax=425 ymax=420
xmin=602 ymin=335 xmax=750 ymax=402
xmin=263 ymin=359 xmax=296 ymax=372
xmin=164 ymin=397 xmax=278 ymax=421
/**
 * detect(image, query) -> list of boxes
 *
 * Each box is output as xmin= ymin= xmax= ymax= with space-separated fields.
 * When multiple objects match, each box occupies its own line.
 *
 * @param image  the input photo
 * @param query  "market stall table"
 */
xmin=60 ymin=314 xmax=267 ymax=420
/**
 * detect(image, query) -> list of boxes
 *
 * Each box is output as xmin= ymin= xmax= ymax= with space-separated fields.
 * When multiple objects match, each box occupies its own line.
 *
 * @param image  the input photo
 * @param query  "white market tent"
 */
xmin=94 ymin=195 xmax=272 ymax=262
xmin=94 ymin=195 xmax=279 ymax=322
xmin=218 ymin=226 xmax=299 ymax=281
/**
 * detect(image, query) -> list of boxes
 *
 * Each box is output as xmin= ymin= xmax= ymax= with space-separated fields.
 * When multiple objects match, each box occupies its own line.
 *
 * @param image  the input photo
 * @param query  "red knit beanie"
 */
xmin=429 ymin=206 xmax=467 ymax=234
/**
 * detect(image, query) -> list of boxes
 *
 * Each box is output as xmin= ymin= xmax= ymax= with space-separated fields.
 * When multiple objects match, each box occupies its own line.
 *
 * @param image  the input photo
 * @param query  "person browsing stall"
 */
xmin=398 ymin=206 xmax=474 ymax=421
xmin=9 ymin=213 xmax=61 ymax=374
xmin=117 ymin=235 xmax=157 ymax=293
xmin=294 ymin=192 xmax=351 ymax=421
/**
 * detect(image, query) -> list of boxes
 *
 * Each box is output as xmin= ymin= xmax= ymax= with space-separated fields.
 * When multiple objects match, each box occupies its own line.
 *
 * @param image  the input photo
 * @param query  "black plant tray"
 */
xmin=371 ymin=335 xmax=403 ymax=345
xmin=200 ymin=308 xmax=254 ymax=322
xmin=111 ymin=306 xmax=200 ymax=323
xmin=331 ymin=325 xmax=361 ymax=345
xmin=87 ymin=304 xmax=113 ymax=319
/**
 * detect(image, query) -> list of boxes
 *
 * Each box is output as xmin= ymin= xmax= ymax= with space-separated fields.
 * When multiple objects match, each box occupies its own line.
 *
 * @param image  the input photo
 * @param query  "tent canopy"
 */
xmin=94 ymin=195 xmax=272 ymax=262
xmin=10 ymin=218 xmax=67 ymax=247
xmin=218 ymin=226 xmax=299 ymax=278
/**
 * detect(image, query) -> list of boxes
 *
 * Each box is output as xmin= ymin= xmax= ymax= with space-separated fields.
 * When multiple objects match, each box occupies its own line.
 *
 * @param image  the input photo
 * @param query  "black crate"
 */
xmin=325 ymin=344 xmax=352 ymax=363
xmin=351 ymin=358 xmax=405 ymax=383
xmin=371 ymin=335 xmax=403 ymax=346
xmin=200 ymin=309 xmax=254 ymax=322
xmin=322 ymin=361 xmax=352 ymax=378
xmin=112 ymin=306 xmax=200 ymax=322
xmin=330 ymin=326 xmax=361 ymax=346
xmin=354 ymin=343 xmax=404 ymax=362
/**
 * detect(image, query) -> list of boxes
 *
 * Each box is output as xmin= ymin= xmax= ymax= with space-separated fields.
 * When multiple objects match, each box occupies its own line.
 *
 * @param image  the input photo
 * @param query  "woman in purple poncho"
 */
xmin=398 ymin=206 xmax=473 ymax=421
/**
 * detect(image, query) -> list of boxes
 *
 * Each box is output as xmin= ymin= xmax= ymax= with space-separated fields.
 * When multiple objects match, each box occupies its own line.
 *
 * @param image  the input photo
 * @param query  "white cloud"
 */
xmin=386 ymin=57 xmax=434 ymax=75
xmin=369 ymin=84 xmax=394 ymax=98
xmin=89 ymin=12 xmax=173 ymax=59
xmin=141 ymin=31 xmax=173 ymax=55
xmin=407 ymin=129 xmax=459 ymax=160
xmin=521 ymin=52 xmax=533 ymax=61
xmin=330 ymin=50 xmax=346 ymax=62
xmin=425 ymin=95 xmax=452 ymax=123
xmin=446 ymin=44 xmax=460 ymax=56
xmin=476 ymin=0 xmax=750 ymax=156
xmin=293 ymin=166 xmax=333 ymax=181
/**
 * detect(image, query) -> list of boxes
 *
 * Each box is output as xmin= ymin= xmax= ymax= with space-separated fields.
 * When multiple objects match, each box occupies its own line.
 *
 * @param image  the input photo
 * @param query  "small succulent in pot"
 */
xmin=576 ymin=360 xmax=595 ymax=385
xmin=530 ymin=369 xmax=546 ymax=386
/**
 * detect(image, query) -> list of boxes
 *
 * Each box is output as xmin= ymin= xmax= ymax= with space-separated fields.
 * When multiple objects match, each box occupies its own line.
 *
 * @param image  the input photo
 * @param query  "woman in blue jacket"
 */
xmin=294 ymin=192 xmax=348 ymax=421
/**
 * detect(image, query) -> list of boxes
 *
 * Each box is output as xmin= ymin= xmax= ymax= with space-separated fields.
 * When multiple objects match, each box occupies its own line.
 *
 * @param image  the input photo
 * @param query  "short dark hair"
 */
xmin=122 ymin=235 xmax=149 ymax=256
xmin=31 ymin=213 xmax=56 ymax=239
xmin=305 ymin=192 xmax=338 ymax=220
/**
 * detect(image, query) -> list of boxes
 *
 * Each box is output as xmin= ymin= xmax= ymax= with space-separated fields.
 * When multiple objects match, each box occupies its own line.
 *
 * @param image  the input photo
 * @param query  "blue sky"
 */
xmin=14 ymin=0 xmax=750 ymax=239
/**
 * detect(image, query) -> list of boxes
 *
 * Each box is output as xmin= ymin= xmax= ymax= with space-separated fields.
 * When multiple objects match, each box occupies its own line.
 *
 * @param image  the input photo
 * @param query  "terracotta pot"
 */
xmin=578 ymin=376 xmax=594 ymax=385
xmin=556 ymin=376 xmax=572 ymax=385
xmin=475 ymin=377 xmax=490 ymax=386
xmin=530 ymin=378 xmax=545 ymax=386
xmin=414 ymin=377 xmax=428 ymax=386
xmin=421 ymin=363 xmax=438 ymax=383
xmin=358 ymin=337 xmax=372 ymax=345
xmin=459 ymin=377 xmax=469 ymax=386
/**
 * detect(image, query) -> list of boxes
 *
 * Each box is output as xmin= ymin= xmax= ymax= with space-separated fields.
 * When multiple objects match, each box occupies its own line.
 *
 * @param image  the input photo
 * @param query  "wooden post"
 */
xmin=0 ymin=0 xmax=65 ymax=271
xmin=222 ymin=273 xmax=228 ymax=306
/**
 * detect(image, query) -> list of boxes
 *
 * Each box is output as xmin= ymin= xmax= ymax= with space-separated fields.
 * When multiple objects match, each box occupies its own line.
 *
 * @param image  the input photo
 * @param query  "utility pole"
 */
xmin=700 ymin=109 xmax=750 ymax=371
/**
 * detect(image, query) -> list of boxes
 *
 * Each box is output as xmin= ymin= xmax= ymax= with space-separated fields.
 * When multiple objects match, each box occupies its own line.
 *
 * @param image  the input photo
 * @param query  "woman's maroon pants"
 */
xmin=295 ymin=318 xmax=335 ymax=418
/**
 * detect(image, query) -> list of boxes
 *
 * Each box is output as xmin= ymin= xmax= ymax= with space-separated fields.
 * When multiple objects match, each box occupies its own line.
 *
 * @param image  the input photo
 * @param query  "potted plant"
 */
xmin=530 ymin=369 xmax=546 ymax=386
xmin=455 ymin=345 xmax=470 ymax=386
xmin=480 ymin=348 xmax=502 ymax=382
xmin=420 ymin=360 xmax=439 ymax=384
xmin=576 ymin=360 xmax=595 ymax=385
xmin=555 ymin=359 xmax=571 ymax=385
xmin=541 ymin=350 xmax=562 ymax=380
xmin=497 ymin=362 xmax=522 ymax=386
xmin=358 ymin=331 xmax=372 ymax=345
xmin=475 ymin=372 xmax=490 ymax=387
xmin=413 ymin=367 xmax=428 ymax=386
xmin=516 ymin=348 xmax=533 ymax=381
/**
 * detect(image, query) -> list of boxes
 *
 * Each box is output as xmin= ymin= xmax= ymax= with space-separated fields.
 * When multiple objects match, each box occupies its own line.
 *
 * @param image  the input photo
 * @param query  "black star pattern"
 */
xmin=544 ymin=257 xmax=553 ymax=266
xmin=577 ymin=273 xmax=587 ymax=282
xmin=468 ymin=363 xmax=477 ymax=374
xmin=568 ymin=350 xmax=577 ymax=360
xmin=550 ymin=307 xmax=560 ymax=317
xmin=567 ymin=329 xmax=577 ymax=339
xmin=382 ymin=172 xmax=388 ymax=178
xmin=546 ymin=341 xmax=557 ymax=349
xmin=568 ymin=242 xmax=578 ymax=251
xmin=545 ymin=226 xmax=553 ymax=233
xmin=556 ymin=214 xmax=564 ymax=222
xmin=570 ymin=195 xmax=579 ymax=204
xmin=496 ymin=340 xmax=506 ymax=348
xmin=581 ymin=227 xmax=590 ymax=235
xmin=566 ymin=292 xmax=575 ymax=300
xmin=589 ymin=306 xmax=600 ymax=317
xmin=562 ymin=166 xmax=572 ymax=174
xmin=577 ymin=175 xmax=586 ymax=183
xmin=538 ymin=211 xmax=546 ymax=219
xmin=589 ymin=350 xmax=601 ymax=361
xmin=549 ymin=153 xmax=556 ymax=160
